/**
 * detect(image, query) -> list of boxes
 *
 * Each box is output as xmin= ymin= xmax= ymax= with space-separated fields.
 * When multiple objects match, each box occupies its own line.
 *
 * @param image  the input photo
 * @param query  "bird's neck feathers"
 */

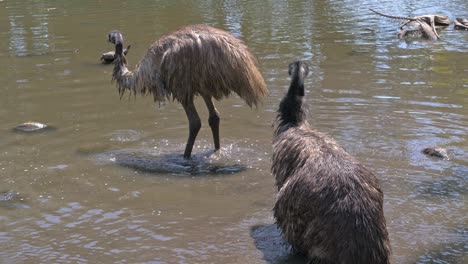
xmin=288 ymin=68 xmax=306 ymax=97
xmin=115 ymin=43 xmax=123 ymax=56
xmin=275 ymin=60 xmax=309 ymax=134
xmin=112 ymin=53 xmax=135 ymax=98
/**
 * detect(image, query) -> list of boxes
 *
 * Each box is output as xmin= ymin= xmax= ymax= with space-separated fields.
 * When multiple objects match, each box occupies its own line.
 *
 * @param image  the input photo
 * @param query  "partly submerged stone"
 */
xmin=14 ymin=122 xmax=49 ymax=132
xmin=422 ymin=147 xmax=449 ymax=159
xmin=0 ymin=190 xmax=28 ymax=209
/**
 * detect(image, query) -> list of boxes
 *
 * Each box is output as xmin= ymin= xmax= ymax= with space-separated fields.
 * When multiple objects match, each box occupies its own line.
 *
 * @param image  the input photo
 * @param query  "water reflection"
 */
xmin=222 ymin=0 xmax=243 ymax=39
xmin=7 ymin=1 xmax=50 ymax=57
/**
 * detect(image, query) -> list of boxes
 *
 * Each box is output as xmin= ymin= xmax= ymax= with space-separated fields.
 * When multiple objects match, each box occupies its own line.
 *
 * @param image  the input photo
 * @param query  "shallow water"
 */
xmin=0 ymin=0 xmax=467 ymax=263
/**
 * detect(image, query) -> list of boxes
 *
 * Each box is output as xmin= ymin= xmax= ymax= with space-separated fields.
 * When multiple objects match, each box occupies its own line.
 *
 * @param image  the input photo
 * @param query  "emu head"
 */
xmin=107 ymin=30 xmax=124 ymax=56
xmin=288 ymin=60 xmax=310 ymax=77
xmin=108 ymin=30 xmax=123 ymax=45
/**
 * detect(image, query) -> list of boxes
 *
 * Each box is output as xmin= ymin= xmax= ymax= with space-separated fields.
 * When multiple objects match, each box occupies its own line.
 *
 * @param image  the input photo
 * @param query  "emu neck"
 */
xmin=275 ymin=87 xmax=307 ymax=135
xmin=277 ymin=95 xmax=306 ymax=127
xmin=288 ymin=70 xmax=305 ymax=97
xmin=112 ymin=55 xmax=128 ymax=76
xmin=275 ymin=71 xmax=307 ymax=133
xmin=112 ymin=54 xmax=135 ymax=97
xmin=115 ymin=43 xmax=123 ymax=56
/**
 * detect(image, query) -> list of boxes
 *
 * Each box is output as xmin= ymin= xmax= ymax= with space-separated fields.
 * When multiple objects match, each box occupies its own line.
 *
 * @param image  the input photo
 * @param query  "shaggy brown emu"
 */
xmin=107 ymin=25 xmax=268 ymax=158
xmin=272 ymin=60 xmax=391 ymax=264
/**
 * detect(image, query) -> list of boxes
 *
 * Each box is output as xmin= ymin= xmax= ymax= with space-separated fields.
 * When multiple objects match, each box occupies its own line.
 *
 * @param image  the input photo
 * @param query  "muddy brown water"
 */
xmin=0 ymin=0 xmax=467 ymax=263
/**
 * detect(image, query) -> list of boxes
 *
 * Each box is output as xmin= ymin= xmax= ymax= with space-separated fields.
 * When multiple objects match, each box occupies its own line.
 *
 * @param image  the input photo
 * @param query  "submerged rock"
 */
xmin=0 ymin=190 xmax=28 ymax=209
xmin=422 ymin=147 xmax=449 ymax=159
xmin=14 ymin=121 xmax=50 ymax=132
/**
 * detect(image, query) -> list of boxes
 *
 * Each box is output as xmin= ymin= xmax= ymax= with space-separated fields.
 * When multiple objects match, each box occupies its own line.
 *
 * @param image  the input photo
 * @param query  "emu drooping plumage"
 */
xmin=107 ymin=25 xmax=268 ymax=158
xmin=272 ymin=60 xmax=391 ymax=263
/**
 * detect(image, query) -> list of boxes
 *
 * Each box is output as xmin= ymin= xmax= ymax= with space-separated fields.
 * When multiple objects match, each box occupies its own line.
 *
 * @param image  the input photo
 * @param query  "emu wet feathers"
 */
xmin=107 ymin=25 xmax=267 ymax=158
xmin=272 ymin=60 xmax=391 ymax=264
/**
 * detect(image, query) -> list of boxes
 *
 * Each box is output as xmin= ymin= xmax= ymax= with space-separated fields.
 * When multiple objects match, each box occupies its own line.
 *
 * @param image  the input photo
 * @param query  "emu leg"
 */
xmin=182 ymin=99 xmax=201 ymax=159
xmin=202 ymin=95 xmax=220 ymax=151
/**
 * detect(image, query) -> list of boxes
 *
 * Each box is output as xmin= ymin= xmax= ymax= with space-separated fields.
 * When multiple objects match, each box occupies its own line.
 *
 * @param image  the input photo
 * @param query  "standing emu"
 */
xmin=107 ymin=25 xmax=268 ymax=159
xmin=272 ymin=60 xmax=391 ymax=263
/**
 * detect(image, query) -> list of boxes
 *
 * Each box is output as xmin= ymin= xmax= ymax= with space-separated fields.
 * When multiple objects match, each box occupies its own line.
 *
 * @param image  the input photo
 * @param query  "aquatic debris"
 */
xmin=422 ymin=147 xmax=449 ymax=159
xmin=454 ymin=18 xmax=468 ymax=30
xmin=369 ymin=8 xmax=451 ymax=40
xmin=14 ymin=121 xmax=49 ymax=132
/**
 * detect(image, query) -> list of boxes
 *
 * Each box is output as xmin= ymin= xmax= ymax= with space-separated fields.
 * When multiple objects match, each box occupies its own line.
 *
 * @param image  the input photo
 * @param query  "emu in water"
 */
xmin=107 ymin=25 xmax=268 ymax=159
xmin=272 ymin=60 xmax=391 ymax=263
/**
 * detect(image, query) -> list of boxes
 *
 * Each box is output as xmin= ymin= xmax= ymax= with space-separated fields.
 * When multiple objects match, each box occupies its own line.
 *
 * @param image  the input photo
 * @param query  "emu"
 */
xmin=272 ymin=60 xmax=391 ymax=264
xmin=107 ymin=25 xmax=268 ymax=159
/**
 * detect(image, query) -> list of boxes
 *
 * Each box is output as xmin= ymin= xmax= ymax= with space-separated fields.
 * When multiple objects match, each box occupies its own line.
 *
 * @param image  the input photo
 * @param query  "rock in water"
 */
xmin=14 ymin=122 xmax=48 ymax=132
xmin=422 ymin=147 xmax=449 ymax=159
xmin=0 ymin=190 xmax=28 ymax=209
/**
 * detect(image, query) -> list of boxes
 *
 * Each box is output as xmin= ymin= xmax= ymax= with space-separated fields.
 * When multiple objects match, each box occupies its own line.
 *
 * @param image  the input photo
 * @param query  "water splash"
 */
xmin=93 ymin=140 xmax=264 ymax=176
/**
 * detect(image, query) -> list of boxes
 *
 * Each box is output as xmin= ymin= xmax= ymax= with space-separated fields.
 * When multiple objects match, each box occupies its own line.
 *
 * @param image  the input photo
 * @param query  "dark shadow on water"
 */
xmin=108 ymin=149 xmax=247 ymax=176
xmin=250 ymin=224 xmax=308 ymax=264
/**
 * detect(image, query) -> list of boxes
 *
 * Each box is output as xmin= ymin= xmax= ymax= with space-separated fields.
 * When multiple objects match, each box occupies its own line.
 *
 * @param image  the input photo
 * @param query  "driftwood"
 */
xmin=369 ymin=8 xmax=451 ymax=40
xmin=454 ymin=18 xmax=468 ymax=30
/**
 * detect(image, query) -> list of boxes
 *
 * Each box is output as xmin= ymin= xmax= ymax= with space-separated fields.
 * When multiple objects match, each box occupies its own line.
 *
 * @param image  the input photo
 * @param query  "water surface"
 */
xmin=0 ymin=0 xmax=467 ymax=263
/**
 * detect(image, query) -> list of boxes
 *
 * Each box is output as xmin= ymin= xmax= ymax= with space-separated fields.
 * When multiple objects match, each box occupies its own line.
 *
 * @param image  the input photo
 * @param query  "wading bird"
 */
xmin=107 ymin=25 xmax=268 ymax=159
xmin=272 ymin=60 xmax=391 ymax=263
